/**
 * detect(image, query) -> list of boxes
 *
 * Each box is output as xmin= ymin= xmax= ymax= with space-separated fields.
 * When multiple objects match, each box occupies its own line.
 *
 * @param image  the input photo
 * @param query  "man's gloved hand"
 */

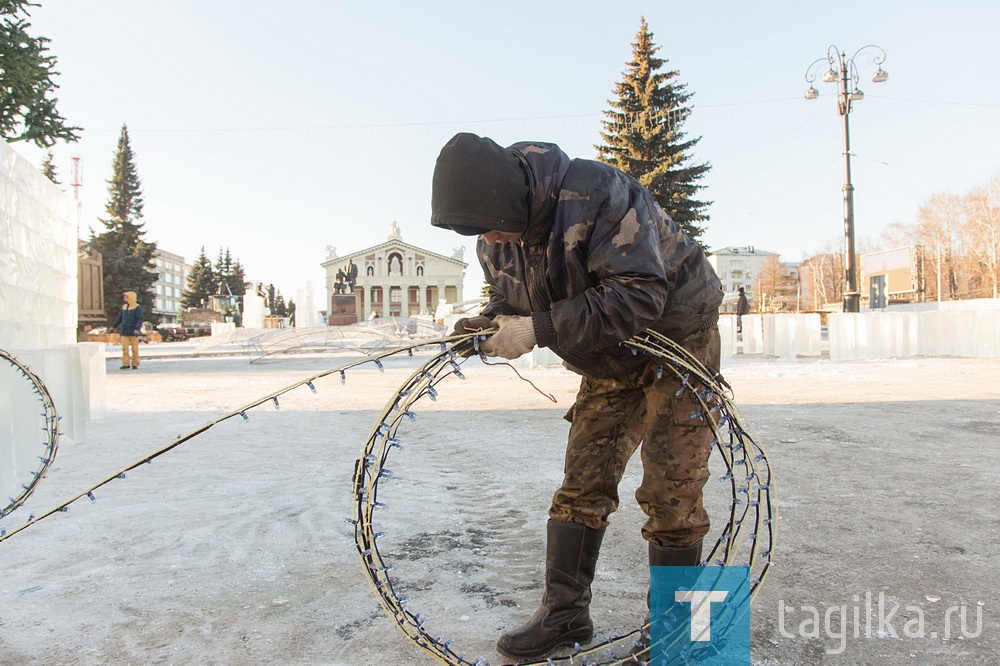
xmin=480 ymin=315 xmax=536 ymax=359
xmin=452 ymin=315 xmax=494 ymax=336
xmin=451 ymin=315 xmax=494 ymax=358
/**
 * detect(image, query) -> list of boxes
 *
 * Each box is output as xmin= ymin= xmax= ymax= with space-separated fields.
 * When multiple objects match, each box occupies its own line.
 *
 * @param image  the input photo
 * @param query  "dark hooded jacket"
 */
xmin=111 ymin=291 xmax=145 ymax=337
xmin=432 ymin=137 xmax=722 ymax=379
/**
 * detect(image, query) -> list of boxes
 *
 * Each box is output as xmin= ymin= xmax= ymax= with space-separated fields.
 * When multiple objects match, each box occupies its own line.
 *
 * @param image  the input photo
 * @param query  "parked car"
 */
xmin=157 ymin=326 xmax=189 ymax=342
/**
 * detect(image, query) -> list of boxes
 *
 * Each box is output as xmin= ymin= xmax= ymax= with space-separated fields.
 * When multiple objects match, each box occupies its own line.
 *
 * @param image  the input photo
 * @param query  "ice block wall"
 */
xmin=1 ymin=140 xmax=76 ymax=348
xmin=1 ymin=140 xmax=99 ymax=450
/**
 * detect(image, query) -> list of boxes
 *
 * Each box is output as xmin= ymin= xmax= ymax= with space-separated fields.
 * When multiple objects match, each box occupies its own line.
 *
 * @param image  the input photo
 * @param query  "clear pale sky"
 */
xmin=13 ymin=0 xmax=1000 ymax=300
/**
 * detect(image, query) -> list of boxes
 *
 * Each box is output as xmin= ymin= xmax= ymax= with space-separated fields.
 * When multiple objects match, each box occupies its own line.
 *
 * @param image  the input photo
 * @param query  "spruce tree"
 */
xmin=181 ymin=246 xmax=216 ymax=310
xmin=215 ymin=247 xmax=231 ymax=279
xmin=596 ymin=18 xmax=711 ymax=244
xmin=41 ymin=150 xmax=59 ymax=183
xmin=90 ymin=123 xmax=158 ymax=322
xmin=212 ymin=247 xmax=247 ymax=311
xmin=272 ymin=294 xmax=287 ymax=317
xmin=229 ymin=258 xmax=246 ymax=292
xmin=227 ymin=257 xmax=247 ymax=300
xmin=0 ymin=0 xmax=81 ymax=146
xmin=214 ymin=247 xmax=231 ymax=298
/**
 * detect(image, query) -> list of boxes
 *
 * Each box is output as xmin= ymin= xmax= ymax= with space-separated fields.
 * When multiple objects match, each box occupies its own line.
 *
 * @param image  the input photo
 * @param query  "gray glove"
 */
xmin=480 ymin=315 xmax=536 ymax=359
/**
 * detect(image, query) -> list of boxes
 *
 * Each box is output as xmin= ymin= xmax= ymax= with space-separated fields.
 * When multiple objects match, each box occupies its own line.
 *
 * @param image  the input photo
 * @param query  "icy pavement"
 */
xmin=2 ymin=351 xmax=998 ymax=665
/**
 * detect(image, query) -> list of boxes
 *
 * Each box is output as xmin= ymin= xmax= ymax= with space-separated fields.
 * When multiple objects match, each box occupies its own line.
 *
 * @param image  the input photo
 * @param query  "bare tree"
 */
xmin=755 ymin=255 xmax=798 ymax=312
xmin=800 ymin=236 xmax=844 ymax=311
xmin=804 ymin=256 xmax=826 ymax=310
xmin=816 ymin=177 xmax=999 ymax=305
xmin=878 ymin=221 xmax=915 ymax=251
xmin=914 ymin=193 xmax=964 ymax=301
xmin=755 ymin=255 xmax=781 ymax=312
xmin=963 ymin=175 xmax=1000 ymax=299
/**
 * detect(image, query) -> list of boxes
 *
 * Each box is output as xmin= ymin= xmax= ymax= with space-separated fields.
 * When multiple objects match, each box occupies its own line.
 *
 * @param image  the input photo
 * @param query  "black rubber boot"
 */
xmin=626 ymin=541 xmax=704 ymax=663
xmin=495 ymin=520 xmax=606 ymax=661
xmin=649 ymin=540 xmax=703 ymax=568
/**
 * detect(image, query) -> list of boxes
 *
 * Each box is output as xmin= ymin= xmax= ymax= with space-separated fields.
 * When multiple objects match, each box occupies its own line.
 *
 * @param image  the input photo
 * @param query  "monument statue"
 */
xmin=345 ymin=259 xmax=358 ymax=290
xmin=388 ymin=219 xmax=402 ymax=240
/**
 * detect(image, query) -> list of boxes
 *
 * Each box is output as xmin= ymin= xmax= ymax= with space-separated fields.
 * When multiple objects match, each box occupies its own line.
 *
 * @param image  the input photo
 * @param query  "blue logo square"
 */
xmin=649 ymin=565 xmax=750 ymax=665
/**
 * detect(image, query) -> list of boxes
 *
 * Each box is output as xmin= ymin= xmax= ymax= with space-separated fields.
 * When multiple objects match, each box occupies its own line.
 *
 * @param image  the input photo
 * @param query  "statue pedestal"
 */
xmin=243 ymin=294 xmax=268 ymax=328
xmin=329 ymin=294 xmax=358 ymax=326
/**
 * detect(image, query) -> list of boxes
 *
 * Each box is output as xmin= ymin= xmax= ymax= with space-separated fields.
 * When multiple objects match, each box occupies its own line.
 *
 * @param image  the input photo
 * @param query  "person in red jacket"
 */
xmin=431 ymin=133 xmax=723 ymax=661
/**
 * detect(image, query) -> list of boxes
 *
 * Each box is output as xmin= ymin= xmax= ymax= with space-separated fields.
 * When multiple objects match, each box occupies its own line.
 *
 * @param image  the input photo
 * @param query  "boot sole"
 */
xmin=495 ymin=629 xmax=593 ymax=662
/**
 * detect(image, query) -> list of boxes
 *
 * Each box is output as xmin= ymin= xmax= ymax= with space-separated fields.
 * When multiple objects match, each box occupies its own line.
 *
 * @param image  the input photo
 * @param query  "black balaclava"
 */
xmin=430 ymin=132 xmax=531 ymax=236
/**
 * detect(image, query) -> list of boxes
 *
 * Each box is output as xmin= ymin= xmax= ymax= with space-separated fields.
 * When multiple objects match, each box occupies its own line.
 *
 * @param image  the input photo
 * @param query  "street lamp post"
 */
xmin=804 ymin=45 xmax=888 ymax=313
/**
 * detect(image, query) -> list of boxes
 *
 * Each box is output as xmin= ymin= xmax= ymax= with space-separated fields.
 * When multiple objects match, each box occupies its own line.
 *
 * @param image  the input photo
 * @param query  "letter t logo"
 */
xmin=675 ymin=590 xmax=730 ymax=641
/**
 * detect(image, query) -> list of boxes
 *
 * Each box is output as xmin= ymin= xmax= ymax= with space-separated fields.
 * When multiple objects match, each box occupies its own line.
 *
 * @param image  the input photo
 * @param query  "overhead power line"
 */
xmin=78 ymin=94 xmax=998 ymax=135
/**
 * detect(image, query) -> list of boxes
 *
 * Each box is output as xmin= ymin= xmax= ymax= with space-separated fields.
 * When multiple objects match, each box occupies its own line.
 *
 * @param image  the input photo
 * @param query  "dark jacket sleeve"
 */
xmin=480 ymin=284 xmax=518 ymax=319
xmin=478 ymin=247 xmax=521 ymax=319
xmin=112 ymin=311 xmax=123 ymax=329
xmin=134 ymin=306 xmax=144 ymax=331
xmin=545 ymin=201 xmax=670 ymax=352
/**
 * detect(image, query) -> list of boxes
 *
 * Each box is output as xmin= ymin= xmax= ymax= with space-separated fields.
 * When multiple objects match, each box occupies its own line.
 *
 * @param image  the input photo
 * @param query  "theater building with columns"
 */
xmin=321 ymin=221 xmax=468 ymax=323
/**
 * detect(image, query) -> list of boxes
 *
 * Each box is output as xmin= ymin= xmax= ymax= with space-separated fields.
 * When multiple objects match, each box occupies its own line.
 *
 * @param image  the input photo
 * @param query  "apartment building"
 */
xmin=152 ymin=248 xmax=189 ymax=324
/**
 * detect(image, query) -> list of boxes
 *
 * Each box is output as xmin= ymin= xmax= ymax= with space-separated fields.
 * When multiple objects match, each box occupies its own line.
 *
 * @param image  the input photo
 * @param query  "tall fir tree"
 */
xmin=90 ymin=123 xmax=158 ymax=322
xmin=228 ymin=258 xmax=247 ymax=297
xmin=0 ymin=0 xmax=81 ymax=146
xmin=181 ymin=246 xmax=216 ymax=310
xmin=41 ymin=150 xmax=59 ymax=183
xmin=214 ymin=247 xmax=232 ymax=297
xmin=596 ymin=18 xmax=711 ymax=245
xmin=271 ymin=293 xmax=287 ymax=317
xmin=212 ymin=247 xmax=247 ymax=311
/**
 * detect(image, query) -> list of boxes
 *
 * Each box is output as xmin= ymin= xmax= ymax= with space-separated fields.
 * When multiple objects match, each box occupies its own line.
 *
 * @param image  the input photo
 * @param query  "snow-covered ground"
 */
xmin=2 ymin=345 xmax=998 ymax=665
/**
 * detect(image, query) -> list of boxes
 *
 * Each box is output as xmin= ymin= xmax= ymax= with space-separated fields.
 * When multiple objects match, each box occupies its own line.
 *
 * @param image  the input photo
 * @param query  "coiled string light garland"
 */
xmin=1 ymin=349 xmax=60 ymax=520
xmin=351 ymin=330 xmax=776 ymax=666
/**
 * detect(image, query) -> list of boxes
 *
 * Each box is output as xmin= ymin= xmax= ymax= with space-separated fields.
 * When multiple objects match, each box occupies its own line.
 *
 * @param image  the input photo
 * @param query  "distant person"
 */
xmin=111 ymin=291 xmax=144 ymax=370
xmin=736 ymin=286 xmax=750 ymax=333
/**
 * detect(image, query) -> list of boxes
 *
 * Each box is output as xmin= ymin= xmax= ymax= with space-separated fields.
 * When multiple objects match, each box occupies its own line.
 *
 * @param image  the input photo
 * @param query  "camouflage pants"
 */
xmin=550 ymin=326 xmax=721 ymax=548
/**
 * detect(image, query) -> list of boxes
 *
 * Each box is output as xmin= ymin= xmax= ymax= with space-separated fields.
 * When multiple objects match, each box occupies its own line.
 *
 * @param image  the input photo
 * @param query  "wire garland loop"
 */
xmin=351 ymin=330 xmax=776 ymax=666
xmin=1 ymin=349 xmax=60 ymax=520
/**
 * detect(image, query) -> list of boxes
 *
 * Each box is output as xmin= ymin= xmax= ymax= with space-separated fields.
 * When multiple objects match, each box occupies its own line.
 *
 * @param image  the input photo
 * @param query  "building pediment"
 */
xmin=320 ymin=222 xmax=468 ymax=323
xmin=322 ymin=238 xmax=467 ymax=269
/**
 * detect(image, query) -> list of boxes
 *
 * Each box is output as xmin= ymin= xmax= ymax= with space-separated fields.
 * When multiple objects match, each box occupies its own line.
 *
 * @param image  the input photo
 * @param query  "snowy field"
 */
xmin=2 ymin=345 xmax=998 ymax=665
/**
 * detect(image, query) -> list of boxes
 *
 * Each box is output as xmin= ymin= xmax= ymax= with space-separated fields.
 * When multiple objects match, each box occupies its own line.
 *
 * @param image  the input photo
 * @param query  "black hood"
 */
xmin=507 ymin=140 xmax=571 ymax=246
xmin=430 ymin=133 xmax=531 ymax=236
